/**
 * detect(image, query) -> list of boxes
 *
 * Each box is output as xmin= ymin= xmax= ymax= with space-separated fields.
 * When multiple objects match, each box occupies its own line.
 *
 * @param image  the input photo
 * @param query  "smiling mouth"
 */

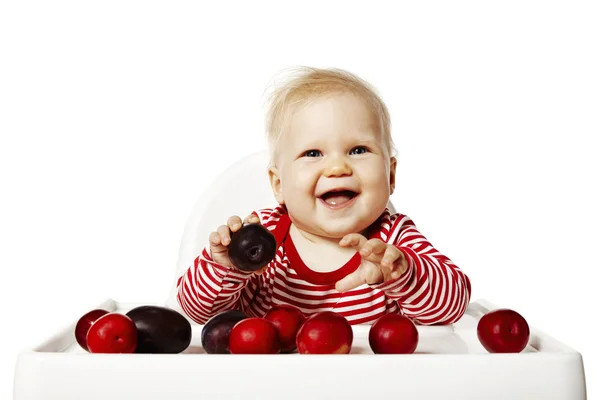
xmin=318 ymin=190 xmax=359 ymax=208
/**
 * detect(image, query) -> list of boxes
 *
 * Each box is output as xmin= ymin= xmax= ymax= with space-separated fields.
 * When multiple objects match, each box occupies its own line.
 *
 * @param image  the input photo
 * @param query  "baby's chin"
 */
xmin=310 ymin=220 xmax=374 ymax=240
xmin=288 ymin=209 xmax=381 ymax=240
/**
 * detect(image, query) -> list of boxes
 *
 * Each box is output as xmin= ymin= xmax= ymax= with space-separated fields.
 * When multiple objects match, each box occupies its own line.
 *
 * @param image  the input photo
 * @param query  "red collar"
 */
xmin=275 ymin=212 xmax=362 ymax=286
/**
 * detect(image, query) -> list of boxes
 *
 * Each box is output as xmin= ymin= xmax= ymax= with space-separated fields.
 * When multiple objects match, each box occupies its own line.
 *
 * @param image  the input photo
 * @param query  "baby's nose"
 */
xmin=324 ymin=155 xmax=352 ymax=177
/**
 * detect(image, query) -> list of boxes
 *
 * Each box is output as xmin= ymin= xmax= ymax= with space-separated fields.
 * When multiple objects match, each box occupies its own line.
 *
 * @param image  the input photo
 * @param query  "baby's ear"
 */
xmin=268 ymin=166 xmax=285 ymax=204
xmin=389 ymin=157 xmax=397 ymax=195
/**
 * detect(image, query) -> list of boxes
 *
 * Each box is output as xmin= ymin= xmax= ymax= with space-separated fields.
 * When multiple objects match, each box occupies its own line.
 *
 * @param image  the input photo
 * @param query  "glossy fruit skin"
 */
xmin=75 ymin=309 xmax=109 ymax=351
xmin=228 ymin=317 xmax=281 ymax=354
xmin=201 ymin=309 xmax=248 ymax=354
xmin=264 ymin=304 xmax=306 ymax=352
xmin=86 ymin=313 xmax=138 ymax=354
xmin=477 ymin=308 xmax=530 ymax=353
xmin=296 ymin=311 xmax=353 ymax=354
xmin=228 ymin=223 xmax=277 ymax=271
xmin=125 ymin=305 xmax=192 ymax=354
xmin=368 ymin=313 xmax=419 ymax=354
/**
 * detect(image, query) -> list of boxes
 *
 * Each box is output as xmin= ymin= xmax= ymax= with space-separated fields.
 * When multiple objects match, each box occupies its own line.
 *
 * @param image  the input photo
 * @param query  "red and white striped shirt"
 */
xmin=176 ymin=205 xmax=471 ymax=326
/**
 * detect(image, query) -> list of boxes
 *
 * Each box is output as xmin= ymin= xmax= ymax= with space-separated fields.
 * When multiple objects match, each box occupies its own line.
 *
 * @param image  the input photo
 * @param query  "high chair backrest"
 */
xmin=164 ymin=149 xmax=397 ymax=316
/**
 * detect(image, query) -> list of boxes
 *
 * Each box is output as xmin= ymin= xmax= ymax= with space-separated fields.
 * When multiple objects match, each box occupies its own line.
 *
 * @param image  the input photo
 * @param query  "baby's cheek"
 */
xmin=290 ymin=174 xmax=315 ymax=194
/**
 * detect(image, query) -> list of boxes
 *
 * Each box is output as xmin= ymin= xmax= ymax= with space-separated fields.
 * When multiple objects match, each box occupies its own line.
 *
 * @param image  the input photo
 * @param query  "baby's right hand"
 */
xmin=209 ymin=214 xmax=267 ymax=275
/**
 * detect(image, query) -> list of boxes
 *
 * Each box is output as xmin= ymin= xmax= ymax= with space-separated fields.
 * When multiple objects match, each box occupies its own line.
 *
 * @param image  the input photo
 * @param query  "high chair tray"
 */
xmin=13 ymin=298 xmax=586 ymax=400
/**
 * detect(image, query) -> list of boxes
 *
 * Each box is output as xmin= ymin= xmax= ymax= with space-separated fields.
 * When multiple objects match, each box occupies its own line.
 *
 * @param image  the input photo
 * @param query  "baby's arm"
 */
xmin=175 ymin=214 xmax=265 ymax=324
xmin=380 ymin=214 xmax=471 ymax=325
xmin=175 ymin=247 xmax=260 ymax=324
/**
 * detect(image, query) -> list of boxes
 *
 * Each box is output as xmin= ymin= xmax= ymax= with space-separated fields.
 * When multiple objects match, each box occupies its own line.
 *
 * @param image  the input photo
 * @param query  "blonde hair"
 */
xmin=263 ymin=66 xmax=395 ymax=165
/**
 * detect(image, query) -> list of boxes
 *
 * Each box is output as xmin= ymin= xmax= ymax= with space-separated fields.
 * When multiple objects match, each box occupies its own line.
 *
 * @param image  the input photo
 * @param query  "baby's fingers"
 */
xmin=217 ymin=225 xmax=232 ymax=245
xmin=209 ymin=231 xmax=227 ymax=251
xmin=360 ymin=239 xmax=387 ymax=260
xmin=243 ymin=214 xmax=260 ymax=225
xmin=381 ymin=246 xmax=401 ymax=268
xmin=227 ymin=216 xmax=243 ymax=232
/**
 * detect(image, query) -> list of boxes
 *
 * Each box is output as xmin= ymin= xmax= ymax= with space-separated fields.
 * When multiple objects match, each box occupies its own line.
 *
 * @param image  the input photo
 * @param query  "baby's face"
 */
xmin=269 ymin=92 xmax=396 ymax=239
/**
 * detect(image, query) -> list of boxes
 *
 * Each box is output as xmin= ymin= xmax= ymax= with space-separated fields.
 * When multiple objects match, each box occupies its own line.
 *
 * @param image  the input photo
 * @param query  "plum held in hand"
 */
xmin=228 ymin=223 xmax=277 ymax=271
xmin=477 ymin=308 xmax=530 ymax=353
xmin=201 ymin=309 xmax=248 ymax=354
xmin=126 ymin=305 xmax=192 ymax=354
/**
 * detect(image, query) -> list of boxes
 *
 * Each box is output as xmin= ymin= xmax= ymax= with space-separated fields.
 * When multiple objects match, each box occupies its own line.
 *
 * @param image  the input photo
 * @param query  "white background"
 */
xmin=1 ymin=1 xmax=598 ymax=398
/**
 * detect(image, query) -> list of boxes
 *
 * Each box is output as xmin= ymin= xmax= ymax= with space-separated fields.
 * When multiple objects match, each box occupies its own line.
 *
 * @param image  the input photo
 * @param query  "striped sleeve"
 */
xmin=375 ymin=214 xmax=471 ymax=325
xmin=176 ymin=246 xmax=259 ymax=324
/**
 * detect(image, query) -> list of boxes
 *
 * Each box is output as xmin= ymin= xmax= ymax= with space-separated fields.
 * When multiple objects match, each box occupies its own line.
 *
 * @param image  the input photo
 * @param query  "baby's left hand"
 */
xmin=335 ymin=234 xmax=408 ymax=292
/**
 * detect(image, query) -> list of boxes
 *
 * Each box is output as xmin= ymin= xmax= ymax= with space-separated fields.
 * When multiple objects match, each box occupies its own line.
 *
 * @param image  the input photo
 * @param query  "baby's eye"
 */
xmin=303 ymin=150 xmax=322 ymax=158
xmin=350 ymin=146 xmax=369 ymax=155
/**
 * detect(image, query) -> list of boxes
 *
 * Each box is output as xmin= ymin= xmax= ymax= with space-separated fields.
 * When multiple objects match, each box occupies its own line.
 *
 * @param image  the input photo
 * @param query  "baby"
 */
xmin=176 ymin=67 xmax=471 ymax=326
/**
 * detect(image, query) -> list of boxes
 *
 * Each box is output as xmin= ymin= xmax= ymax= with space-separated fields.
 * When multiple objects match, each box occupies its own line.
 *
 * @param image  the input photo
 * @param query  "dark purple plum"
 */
xmin=201 ymin=310 xmax=248 ymax=354
xmin=228 ymin=223 xmax=277 ymax=271
xmin=125 ymin=305 xmax=191 ymax=354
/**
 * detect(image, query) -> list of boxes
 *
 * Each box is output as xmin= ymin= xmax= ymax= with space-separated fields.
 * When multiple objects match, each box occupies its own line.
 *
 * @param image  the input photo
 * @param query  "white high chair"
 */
xmin=164 ymin=149 xmax=397 ymax=317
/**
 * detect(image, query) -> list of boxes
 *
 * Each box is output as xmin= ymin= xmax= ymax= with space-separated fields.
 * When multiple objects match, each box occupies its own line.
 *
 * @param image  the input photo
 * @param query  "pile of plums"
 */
xmin=201 ymin=305 xmax=312 ymax=354
xmin=75 ymin=305 xmax=192 ymax=354
xmin=200 ymin=304 xmax=422 ymax=355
